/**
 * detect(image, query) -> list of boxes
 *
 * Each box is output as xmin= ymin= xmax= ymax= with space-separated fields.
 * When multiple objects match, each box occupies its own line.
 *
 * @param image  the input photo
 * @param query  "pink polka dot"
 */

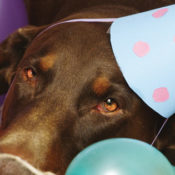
xmin=133 ymin=41 xmax=150 ymax=57
xmin=153 ymin=87 xmax=169 ymax=102
xmin=152 ymin=8 xmax=168 ymax=18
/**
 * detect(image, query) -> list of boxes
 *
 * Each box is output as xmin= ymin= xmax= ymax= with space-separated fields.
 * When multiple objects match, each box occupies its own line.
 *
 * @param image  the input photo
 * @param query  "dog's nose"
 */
xmin=0 ymin=153 xmax=56 ymax=175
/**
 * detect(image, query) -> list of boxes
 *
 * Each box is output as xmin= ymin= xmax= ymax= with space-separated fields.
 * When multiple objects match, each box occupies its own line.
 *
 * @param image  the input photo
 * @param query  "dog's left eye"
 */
xmin=104 ymin=98 xmax=118 ymax=112
xmin=95 ymin=98 xmax=119 ymax=114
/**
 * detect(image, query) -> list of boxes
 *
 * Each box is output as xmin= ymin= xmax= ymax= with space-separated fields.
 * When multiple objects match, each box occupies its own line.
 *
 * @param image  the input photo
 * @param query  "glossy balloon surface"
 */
xmin=66 ymin=138 xmax=174 ymax=175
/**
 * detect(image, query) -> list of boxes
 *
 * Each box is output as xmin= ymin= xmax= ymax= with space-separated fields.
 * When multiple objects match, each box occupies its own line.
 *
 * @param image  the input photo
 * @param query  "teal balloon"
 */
xmin=66 ymin=138 xmax=174 ymax=175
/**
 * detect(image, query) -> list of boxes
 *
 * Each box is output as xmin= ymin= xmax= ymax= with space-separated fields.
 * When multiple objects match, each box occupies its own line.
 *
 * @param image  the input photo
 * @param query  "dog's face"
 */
xmin=0 ymin=22 xmax=165 ymax=173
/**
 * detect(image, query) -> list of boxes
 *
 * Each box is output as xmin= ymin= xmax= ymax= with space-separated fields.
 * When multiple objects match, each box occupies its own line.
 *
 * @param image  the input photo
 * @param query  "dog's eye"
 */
xmin=24 ymin=68 xmax=36 ymax=79
xmin=95 ymin=98 xmax=119 ymax=114
xmin=104 ymin=98 xmax=118 ymax=112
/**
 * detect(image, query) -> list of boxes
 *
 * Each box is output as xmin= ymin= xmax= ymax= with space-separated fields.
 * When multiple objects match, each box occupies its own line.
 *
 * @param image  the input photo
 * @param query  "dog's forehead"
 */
xmin=24 ymin=22 xmax=118 ymax=69
xmin=20 ymin=22 xmax=126 ymax=91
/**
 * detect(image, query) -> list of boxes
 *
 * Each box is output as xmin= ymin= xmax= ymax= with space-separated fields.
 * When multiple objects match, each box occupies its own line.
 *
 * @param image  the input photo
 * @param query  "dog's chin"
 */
xmin=0 ymin=153 xmax=55 ymax=175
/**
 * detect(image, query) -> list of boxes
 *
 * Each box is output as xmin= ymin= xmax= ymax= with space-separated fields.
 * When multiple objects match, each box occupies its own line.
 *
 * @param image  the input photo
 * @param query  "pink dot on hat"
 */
xmin=133 ymin=41 xmax=150 ymax=57
xmin=152 ymin=8 xmax=168 ymax=18
xmin=153 ymin=87 xmax=169 ymax=102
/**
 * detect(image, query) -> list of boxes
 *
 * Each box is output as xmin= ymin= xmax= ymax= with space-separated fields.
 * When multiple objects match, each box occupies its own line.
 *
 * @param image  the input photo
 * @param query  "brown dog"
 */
xmin=0 ymin=0 xmax=175 ymax=174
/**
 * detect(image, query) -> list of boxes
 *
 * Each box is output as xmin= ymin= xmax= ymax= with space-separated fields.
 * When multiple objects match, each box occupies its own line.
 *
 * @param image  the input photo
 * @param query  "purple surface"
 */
xmin=0 ymin=94 xmax=5 ymax=123
xmin=0 ymin=94 xmax=6 ymax=106
xmin=0 ymin=0 xmax=28 ymax=42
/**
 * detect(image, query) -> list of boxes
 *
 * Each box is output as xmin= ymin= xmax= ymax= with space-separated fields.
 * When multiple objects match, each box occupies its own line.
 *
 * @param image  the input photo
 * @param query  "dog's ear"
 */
xmin=0 ymin=25 xmax=45 ymax=94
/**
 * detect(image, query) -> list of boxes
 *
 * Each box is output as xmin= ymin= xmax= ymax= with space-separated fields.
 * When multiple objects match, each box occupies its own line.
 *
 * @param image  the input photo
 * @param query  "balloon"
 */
xmin=0 ymin=0 xmax=28 ymax=42
xmin=66 ymin=138 xmax=175 ymax=175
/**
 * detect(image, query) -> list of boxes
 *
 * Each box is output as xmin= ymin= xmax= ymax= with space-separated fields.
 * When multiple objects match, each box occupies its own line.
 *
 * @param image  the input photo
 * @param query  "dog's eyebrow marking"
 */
xmin=39 ymin=54 xmax=56 ymax=71
xmin=92 ymin=77 xmax=110 ymax=96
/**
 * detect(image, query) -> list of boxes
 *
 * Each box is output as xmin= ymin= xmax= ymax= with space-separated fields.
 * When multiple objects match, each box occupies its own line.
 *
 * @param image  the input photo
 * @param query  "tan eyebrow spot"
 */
xmin=40 ymin=54 xmax=56 ymax=71
xmin=92 ymin=77 xmax=110 ymax=96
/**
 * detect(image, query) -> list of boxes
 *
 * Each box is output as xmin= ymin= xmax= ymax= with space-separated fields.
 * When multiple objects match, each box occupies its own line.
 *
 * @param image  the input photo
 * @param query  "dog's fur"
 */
xmin=0 ymin=0 xmax=175 ymax=174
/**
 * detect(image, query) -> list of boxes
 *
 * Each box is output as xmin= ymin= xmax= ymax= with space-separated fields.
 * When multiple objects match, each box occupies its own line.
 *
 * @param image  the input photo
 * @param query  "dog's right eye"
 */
xmin=24 ymin=68 xmax=37 ymax=79
xmin=22 ymin=67 xmax=37 ymax=87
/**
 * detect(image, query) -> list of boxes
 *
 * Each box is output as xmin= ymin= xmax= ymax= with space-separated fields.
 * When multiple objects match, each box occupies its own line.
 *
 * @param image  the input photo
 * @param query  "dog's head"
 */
xmin=0 ymin=19 xmax=174 ymax=173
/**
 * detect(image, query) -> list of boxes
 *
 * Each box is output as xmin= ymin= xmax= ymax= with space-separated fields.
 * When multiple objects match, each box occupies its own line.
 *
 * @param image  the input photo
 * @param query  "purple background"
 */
xmin=0 ymin=94 xmax=5 ymax=107
xmin=0 ymin=94 xmax=5 ymax=122
xmin=0 ymin=0 xmax=28 ymax=42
